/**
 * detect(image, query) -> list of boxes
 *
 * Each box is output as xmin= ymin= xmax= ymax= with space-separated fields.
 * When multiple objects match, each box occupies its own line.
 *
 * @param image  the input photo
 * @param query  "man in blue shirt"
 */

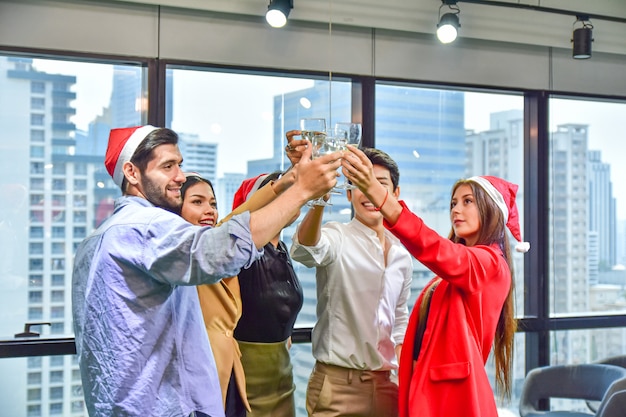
xmin=72 ymin=125 xmax=341 ymax=417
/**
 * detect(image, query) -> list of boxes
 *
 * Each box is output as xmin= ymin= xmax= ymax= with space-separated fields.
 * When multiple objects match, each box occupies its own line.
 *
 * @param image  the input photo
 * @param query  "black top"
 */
xmin=234 ymin=240 xmax=304 ymax=343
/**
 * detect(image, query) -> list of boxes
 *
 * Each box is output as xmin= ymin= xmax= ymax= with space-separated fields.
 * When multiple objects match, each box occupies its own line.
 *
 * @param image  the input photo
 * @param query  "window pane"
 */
xmin=51 ymin=274 xmax=65 ymax=287
xmin=28 ymin=307 xmax=43 ymax=320
xmin=27 ymin=372 xmax=42 ymax=385
xmin=374 ymin=84 xmax=526 ymax=415
xmin=49 ymin=386 xmax=63 ymax=400
xmin=551 ymin=327 xmax=626 ymax=368
xmin=27 ymin=388 xmax=41 ymax=401
xmin=375 ymin=84 xmax=525 ymax=311
xmin=549 ymin=98 xmax=626 ymax=317
xmin=29 ymin=243 xmax=43 ymax=255
xmin=290 ymin=343 xmax=314 ymax=417
xmin=0 ymin=54 xmax=145 ymax=417
xmin=29 ymin=274 xmax=43 ymax=287
xmin=52 ymin=163 xmax=66 ymax=175
xmin=167 ymin=67 xmax=352 ymax=331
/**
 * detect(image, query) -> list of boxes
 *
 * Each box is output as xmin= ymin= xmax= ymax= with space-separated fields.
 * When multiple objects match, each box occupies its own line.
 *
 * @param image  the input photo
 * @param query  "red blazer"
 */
xmin=386 ymin=202 xmax=510 ymax=417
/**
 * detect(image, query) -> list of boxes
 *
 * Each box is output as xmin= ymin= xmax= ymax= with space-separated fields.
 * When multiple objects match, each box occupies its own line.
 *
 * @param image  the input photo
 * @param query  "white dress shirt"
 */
xmin=290 ymin=219 xmax=413 ymax=370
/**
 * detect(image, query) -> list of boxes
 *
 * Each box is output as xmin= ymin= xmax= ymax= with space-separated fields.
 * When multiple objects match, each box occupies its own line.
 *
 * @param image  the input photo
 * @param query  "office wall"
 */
xmin=0 ymin=0 xmax=625 ymax=96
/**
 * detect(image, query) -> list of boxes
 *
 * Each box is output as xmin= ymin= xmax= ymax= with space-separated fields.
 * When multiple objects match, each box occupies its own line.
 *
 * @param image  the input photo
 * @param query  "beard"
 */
xmin=142 ymin=175 xmax=182 ymax=213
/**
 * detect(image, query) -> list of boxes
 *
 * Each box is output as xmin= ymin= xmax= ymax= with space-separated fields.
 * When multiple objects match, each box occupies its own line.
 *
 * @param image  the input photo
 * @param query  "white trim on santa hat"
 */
xmin=245 ymin=174 xmax=270 ymax=202
xmin=468 ymin=175 xmax=530 ymax=253
xmin=468 ymin=176 xmax=509 ymax=222
xmin=112 ymin=125 xmax=158 ymax=187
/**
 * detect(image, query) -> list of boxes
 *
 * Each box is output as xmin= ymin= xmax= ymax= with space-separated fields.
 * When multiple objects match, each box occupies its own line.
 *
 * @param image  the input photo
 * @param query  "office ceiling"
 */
xmin=110 ymin=0 xmax=626 ymax=54
xmin=112 ymin=0 xmax=626 ymax=21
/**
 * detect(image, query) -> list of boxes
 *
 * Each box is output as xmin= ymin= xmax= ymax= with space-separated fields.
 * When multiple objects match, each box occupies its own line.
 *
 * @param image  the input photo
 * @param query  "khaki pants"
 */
xmin=306 ymin=361 xmax=398 ymax=417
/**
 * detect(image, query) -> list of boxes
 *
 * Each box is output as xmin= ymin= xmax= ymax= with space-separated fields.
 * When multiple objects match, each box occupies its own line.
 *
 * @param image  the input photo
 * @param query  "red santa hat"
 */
xmin=468 ymin=175 xmax=530 ymax=253
xmin=232 ymin=173 xmax=270 ymax=210
xmin=105 ymin=125 xmax=158 ymax=187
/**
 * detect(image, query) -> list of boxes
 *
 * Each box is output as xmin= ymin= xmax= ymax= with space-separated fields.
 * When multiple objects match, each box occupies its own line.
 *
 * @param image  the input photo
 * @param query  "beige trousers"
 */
xmin=306 ymin=361 xmax=399 ymax=417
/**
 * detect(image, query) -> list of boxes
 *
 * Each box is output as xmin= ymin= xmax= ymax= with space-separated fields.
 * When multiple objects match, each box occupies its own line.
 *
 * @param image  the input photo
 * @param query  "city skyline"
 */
xmin=1 ymin=54 xmax=624 ymax=417
xmin=30 ymin=60 xmax=626 ymax=221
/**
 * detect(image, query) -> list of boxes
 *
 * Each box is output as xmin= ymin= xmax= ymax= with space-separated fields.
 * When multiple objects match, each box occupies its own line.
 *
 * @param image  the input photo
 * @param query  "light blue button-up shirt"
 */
xmin=72 ymin=196 xmax=261 ymax=417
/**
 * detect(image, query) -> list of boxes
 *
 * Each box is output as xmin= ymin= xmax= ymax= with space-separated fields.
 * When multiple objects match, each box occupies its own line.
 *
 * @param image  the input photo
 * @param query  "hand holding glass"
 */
xmin=300 ymin=118 xmax=331 ymax=207
xmin=333 ymin=122 xmax=362 ymax=190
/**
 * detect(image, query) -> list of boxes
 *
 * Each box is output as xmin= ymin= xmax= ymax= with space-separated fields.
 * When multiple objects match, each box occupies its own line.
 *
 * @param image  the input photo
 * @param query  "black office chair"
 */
xmin=519 ymin=363 xmax=626 ymax=417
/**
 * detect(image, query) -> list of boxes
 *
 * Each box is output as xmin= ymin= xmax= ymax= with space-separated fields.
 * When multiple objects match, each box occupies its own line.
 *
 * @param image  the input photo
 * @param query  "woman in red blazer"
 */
xmin=343 ymin=146 xmax=529 ymax=417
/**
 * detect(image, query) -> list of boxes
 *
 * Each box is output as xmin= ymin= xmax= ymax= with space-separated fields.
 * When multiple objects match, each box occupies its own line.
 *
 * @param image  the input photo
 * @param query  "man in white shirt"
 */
xmin=290 ymin=146 xmax=413 ymax=417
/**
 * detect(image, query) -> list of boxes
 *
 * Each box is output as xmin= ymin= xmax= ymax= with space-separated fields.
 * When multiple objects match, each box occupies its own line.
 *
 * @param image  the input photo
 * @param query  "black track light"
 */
xmin=572 ymin=15 xmax=593 ymax=59
xmin=436 ymin=0 xmax=461 ymax=44
xmin=266 ymin=0 xmax=293 ymax=28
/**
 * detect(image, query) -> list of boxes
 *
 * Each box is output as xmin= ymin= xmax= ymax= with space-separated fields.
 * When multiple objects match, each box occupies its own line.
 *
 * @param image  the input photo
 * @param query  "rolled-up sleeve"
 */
xmin=290 ymin=222 xmax=341 ymax=267
xmin=130 ymin=210 xmax=263 ymax=286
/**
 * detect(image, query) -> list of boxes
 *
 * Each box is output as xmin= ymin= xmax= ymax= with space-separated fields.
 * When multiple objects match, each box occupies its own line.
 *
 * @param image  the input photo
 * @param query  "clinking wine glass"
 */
xmin=333 ymin=122 xmax=362 ymax=190
xmin=301 ymin=118 xmax=331 ymax=207
xmin=307 ymin=131 xmax=343 ymax=207
xmin=300 ymin=118 xmax=326 ymax=143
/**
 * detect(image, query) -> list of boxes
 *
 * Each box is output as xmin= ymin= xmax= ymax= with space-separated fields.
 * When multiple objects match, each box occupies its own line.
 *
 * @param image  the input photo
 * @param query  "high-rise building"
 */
xmin=550 ymin=124 xmax=591 ymax=365
xmin=217 ymin=173 xmax=246 ymax=215
xmin=0 ymin=56 xmax=87 ymax=417
xmin=178 ymin=133 xmax=218 ymax=184
xmin=588 ymin=149 xmax=617 ymax=269
xmin=551 ymin=124 xmax=590 ymax=317
xmin=618 ymin=220 xmax=626 ymax=266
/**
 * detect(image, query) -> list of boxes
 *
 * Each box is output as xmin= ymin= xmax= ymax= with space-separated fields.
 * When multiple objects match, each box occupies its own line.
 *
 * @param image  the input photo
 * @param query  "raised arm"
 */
xmin=296 ymin=204 xmax=325 ymax=246
xmin=250 ymin=144 xmax=341 ymax=249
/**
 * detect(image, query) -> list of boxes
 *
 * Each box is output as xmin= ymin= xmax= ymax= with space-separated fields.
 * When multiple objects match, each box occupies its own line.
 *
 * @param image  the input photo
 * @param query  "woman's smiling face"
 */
xmin=181 ymin=181 xmax=218 ymax=227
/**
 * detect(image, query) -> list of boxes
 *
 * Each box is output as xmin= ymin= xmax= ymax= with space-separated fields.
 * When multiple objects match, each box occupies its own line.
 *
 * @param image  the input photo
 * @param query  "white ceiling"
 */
xmin=109 ymin=0 xmax=626 ymax=54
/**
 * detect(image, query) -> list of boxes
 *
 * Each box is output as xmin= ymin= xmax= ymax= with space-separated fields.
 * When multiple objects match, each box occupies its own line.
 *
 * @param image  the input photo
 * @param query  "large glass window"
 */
xmin=2 ymin=48 xmax=626 ymax=417
xmin=376 ymin=83 xmax=525 ymax=411
xmin=547 ymin=98 xmax=626 ymax=367
xmin=375 ymin=85 xmax=524 ymax=307
xmin=549 ymin=98 xmax=626 ymax=316
xmin=0 ymin=54 xmax=146 ymax=417
xmin=166 ymin=67 xmax=352 ymax=314
xmin=167 ymin=66 xmax=353 ymax=417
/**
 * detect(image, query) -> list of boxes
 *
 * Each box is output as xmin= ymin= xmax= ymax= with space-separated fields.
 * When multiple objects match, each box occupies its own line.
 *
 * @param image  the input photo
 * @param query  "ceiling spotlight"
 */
xmin=572 ymin=15 xmax=593 ymax=59
xmin=436 ymin=0 xmax=461 ymax=44
xmin=266 ymin=0 xmax=293 ymax=28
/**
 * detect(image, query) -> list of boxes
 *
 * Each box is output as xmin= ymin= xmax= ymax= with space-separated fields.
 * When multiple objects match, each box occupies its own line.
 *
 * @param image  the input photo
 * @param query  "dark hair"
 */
xmin=259 ymin=171 xmax=282 ymax=189
xmin=180 ymin=174 xmax=215 ymax=202
xmin=121 ymin=127 xmax=179 ymax=191
xmin=448 ymin=178 xmax=517 ymax=400
xmin=361 ymin=148 xmax=400 ymax=190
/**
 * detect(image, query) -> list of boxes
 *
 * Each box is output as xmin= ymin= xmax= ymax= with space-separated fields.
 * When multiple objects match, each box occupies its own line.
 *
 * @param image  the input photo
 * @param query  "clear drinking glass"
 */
xmin=300 ymin=118 xmax=326 ymax=143
xmin=333 ymin=122 xmax=362 ymax=190
xmin=301 ymin=118 xmax=331 ymax=207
